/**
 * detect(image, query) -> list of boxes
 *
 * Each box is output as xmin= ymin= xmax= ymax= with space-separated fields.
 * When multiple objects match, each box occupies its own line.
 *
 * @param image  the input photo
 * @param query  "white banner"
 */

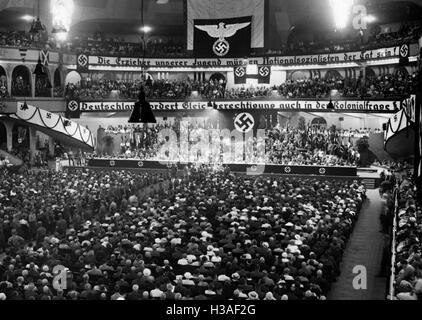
xmin=74 ymin=99 xmax=401 ymax=113
xmin=215 ymin=100 xmax=400 ymax=111
xmin=402 ymin=94 xmax=416 ymax=123
xmin=187 ymin=0 xmax=265 ymax=50
xmin=384 ymin=109 xmax=408 ymax=143
xmin=0 ymin=47 xmax=59 ymax=63
xmin=87 ymin=46 xmax=401 ymax=68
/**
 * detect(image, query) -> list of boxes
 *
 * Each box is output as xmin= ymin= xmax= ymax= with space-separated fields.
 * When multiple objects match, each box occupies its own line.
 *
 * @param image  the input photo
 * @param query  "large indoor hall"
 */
xmin=0 ymin=0 xmax=421 ymax=313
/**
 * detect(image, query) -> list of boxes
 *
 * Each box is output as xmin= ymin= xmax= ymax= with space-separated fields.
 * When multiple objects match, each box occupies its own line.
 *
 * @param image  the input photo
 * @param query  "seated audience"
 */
xmin=0 ymin=166 xmax=366 ymax=300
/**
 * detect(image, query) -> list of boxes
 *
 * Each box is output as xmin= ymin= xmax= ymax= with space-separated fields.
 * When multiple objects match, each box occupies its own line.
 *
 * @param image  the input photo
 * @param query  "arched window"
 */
xmin=394 ymin=65 xmax=409 ymax=77
xmin=325 ymin=70 xmax=342 ymax=80
xmin=0 ymin=66 xmax=7 ymax=98
xmin=311 ymin=117 xmax=327 ymax=129
xmin=12 ymin=65 xmax=31 ymax=97
xmin=65 ymin=71 xmax=82 ymax=85
xmin=365 ymin=67 xmax=376 ymax=79
xmin=35 ymin=67 xmax=52 ymax=97
xmin=12 ymin=124 xmax=30 ymax=153
xmin=290 ymin=71 xmax=308 ymax=82
xmin=209 ymin=73 xmax=226 ymax=83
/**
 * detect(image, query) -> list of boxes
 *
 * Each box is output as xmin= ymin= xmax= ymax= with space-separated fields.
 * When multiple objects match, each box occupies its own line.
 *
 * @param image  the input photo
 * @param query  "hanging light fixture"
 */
xmin=30 ymin=0 xmax=45 ymax=34
xmin=33 ymin=17 xmax=45 ymax=33
xmin=128 ymin=88 xmax=157 ymax=123
xmin=29 ymin=20 xmax=37 ymax=34
xmin=33 ymin=57 xmax=45 ymax=76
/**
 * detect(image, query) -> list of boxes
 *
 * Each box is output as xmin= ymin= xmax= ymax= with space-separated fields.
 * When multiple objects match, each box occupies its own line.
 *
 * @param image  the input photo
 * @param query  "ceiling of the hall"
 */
xmin=0 ymin=0 xmax=421 ymax=38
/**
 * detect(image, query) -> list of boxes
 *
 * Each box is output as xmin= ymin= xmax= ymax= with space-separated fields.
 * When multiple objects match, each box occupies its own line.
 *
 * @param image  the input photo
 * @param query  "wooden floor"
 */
xmin=328 ymin=190 xmax=388 ymax=300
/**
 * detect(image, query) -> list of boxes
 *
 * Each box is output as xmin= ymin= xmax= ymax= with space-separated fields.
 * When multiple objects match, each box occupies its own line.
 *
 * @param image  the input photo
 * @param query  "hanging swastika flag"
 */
xmin=193 ymin=16 xmax=252 ymax=58
xmin=77 ymin=54 xmax=89 ymax=72
xmin=234 ymin=112 xmax=255 ymax=133
xmin=234 ymin=66 xmax=247 ymax=84
xmin=258 ymin=66 xmax=271 ymax=84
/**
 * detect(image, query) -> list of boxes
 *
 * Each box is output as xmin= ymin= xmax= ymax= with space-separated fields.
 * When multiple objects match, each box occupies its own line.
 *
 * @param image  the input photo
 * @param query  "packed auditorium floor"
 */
xmin=0 ymin=0 xmax=422 ymax=305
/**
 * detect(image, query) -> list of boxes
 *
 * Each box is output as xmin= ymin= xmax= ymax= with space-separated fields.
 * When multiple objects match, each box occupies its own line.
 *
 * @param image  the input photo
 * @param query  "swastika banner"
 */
xmin=218 ymin=110 xmax=278 ymax=133
xmin=234 ymin=66 xmax=247 ymax=84
xmin=258 ymin=65 xmax=271 ymax=84
xmin=65 ymin=99 xmax=81 ymax=119
xmin=193 ymin=16 xmax=252 ymax=58
xmin=77 ymin=54 xmax=89 ymax=72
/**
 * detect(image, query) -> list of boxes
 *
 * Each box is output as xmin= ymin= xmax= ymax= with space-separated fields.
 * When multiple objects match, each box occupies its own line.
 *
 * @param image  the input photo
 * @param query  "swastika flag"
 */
xmin=234 ymin=66 xmax=247 ymax=84
xmin=193 ymin=16 xmax=252 ymax=58
xmin=258 ymin=66 xmax=271 ymax=84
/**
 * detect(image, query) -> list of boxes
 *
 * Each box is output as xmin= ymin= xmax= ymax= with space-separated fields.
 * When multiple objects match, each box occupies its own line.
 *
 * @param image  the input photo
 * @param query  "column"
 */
xmin=29 ymin=127 xmax=37 ymax=163
xmin=4 ymin=120 xmax=14 ymax=152
xmin=361 ymin=66 xmax=367 ymax=87
xmin=48 ymin=136 xmax=55 ymax=156
xmin=31 ymin=74 xmax=36 ymax=98
xmin=6 ymin=72 xmax=12 ymax=97
xmin=5 ymin=64 xmax=15 ymax=97
xmin=49 ymin=66 xmax=54 ymax=98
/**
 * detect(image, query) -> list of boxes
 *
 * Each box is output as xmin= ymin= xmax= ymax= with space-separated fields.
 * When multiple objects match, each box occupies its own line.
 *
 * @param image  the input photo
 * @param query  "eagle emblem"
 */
xmin=195 ymin=21 xmax=251 ymax=57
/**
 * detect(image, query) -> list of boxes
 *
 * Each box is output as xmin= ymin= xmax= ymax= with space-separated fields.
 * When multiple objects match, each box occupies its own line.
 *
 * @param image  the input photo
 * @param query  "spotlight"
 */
xmin=330 ymin=89 xmax=340 ymax=99
xmin=330 ymin=0 xmax=354 ymax=30
xmin=21 ymin=15 xmax=34 ymax=22
xmin=55 ymin=32 xmax=68 ymax=41
xmin=140 ymin=26 xmax=152 ymax=34
xmin=52 ymin=25 xmax=67 ymax=34
xmin=364 ymin=15 xmax=377 ymax=24
xmin=128 ymin=87 xmax=157 ymax=123
xmin=51 ymin=0 xmax=74 ymax=38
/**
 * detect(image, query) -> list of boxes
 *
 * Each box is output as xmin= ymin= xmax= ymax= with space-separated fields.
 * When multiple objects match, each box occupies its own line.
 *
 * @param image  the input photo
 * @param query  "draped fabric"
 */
xmin=193 ymin=16 xmax=252 ymax=58
xmin=187 ymin=0 xmax=265 ymax=51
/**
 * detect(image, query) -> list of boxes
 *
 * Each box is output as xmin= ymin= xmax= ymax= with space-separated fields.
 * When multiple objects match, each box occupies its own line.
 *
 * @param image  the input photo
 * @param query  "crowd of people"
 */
xmin=0 ymin=155 xmax=11 ymax=168
xmin=276 ymin=72 xmax=416 ymax=100
xmin=0 ymin=31 xmax=40 ymax=48
xmin=285 ymin=22 xmax=422 ymax=56
xmin=63 ymin=72 xmax=416 ymax=102
xmin=93 ymin=122 xmax=359 ymax=167
xmin=0 ymin=164 xmax=367 ymax=300
xmin=61 ymin=36 xmax=186 ymax=58
xmin=1 ymin=19 xmax=421 ymax=58
xmin=391 ymin=178 xmax=422 ymax=300
xmin=265 ymin=127 xmax=358 ymax=167
xmin=65 ymin=78 xmax=228 ymax=101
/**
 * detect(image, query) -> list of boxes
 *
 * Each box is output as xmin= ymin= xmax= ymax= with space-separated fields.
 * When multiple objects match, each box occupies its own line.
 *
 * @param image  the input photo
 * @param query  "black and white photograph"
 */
xmin=0 ymin=0 xmax=421 ymax=310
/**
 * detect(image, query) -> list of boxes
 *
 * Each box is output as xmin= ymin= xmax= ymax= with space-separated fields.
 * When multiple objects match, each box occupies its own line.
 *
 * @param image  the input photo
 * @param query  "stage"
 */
xmin=59 ymin=159 xmax=383 ymax=189
xmin=85 ymin=158 xmax=358 ymax=176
